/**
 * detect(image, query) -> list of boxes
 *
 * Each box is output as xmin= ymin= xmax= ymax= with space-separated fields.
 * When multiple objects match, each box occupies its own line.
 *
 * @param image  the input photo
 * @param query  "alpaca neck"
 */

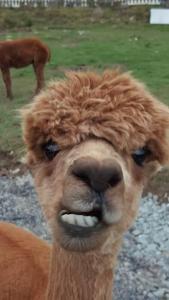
xmin=46 ymin=240 xmax=121 ymax=300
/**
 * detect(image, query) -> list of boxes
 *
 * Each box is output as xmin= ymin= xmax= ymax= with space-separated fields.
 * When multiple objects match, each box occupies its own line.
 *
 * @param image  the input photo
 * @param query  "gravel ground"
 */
xmin=0 ymin=173 xmax=169 ymax=300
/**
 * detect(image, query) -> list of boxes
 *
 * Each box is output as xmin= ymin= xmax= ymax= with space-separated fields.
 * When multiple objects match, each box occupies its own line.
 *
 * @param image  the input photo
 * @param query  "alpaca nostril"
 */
xmin=71 ymin=157 xmax=123 ymax=192
xmin=72 ymin=163 xmax=94 ymax=188
xmin=73 ymin=169 xmax=91 ymax=186
xmin=108 ymin=167 xmax=123 ymax=188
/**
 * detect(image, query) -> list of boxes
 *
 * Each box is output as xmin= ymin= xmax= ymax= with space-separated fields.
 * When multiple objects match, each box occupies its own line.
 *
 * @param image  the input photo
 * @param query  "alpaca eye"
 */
xmin=42 ymin=140 xmax=60 ymax=160
xmin=132 ymin=147 xmax=151 ymax=166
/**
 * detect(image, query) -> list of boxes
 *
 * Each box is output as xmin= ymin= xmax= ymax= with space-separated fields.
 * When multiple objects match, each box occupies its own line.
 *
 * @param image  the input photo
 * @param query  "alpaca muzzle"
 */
xmin=70 ymin=157 xmax=123 ymax=193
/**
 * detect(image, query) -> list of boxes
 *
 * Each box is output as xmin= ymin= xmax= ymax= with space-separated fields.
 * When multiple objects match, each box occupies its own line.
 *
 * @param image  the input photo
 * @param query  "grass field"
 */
xmin=0 ymin=9 xmax=169 ymax=183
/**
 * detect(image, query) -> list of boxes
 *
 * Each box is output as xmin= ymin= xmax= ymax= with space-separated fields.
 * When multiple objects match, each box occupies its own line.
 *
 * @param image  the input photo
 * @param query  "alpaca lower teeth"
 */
xmin=61 ymin=213 xmax=98 ymax=227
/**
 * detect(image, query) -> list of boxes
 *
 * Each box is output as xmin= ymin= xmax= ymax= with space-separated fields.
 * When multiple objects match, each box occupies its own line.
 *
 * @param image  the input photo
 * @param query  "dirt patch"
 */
xmin=143 ymin=168 xmax=169 ymax=202
xmin=0 ymin=150 xmax=27 ymax=176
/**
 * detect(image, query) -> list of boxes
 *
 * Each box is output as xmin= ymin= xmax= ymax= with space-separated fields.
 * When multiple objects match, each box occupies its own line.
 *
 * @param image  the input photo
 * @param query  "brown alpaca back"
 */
xmin=0 ymin=222 xmax=50 ymax=300
xmin=0 ymin=38 xmax=50 ymax=69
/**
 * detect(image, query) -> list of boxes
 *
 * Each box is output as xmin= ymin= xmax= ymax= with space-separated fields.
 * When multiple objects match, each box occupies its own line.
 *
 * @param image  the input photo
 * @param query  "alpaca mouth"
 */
xmin=59 ymin=208 xmax=103 ymax=232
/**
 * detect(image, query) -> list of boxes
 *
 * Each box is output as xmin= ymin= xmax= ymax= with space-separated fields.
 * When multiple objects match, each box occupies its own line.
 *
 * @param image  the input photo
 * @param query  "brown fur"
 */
xmin=22 ymin=69 xmax=169 ymax=165
xmin=0 ymin=222 xmax=50 ymax=300
xmin=0 ymin=38 xmax=50 ymax=99
xmin=1 ymin=69 xmax=169 ymax=299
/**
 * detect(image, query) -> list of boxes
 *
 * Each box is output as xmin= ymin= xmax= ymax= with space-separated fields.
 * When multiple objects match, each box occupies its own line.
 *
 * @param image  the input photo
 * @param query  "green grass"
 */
xmin=1 ymin=21 xmax=169 ymax=161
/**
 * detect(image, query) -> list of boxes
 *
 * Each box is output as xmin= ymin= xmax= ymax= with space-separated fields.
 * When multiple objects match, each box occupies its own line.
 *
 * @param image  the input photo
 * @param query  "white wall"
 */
xmin=150 ymin=8 xmax=169 ymax=24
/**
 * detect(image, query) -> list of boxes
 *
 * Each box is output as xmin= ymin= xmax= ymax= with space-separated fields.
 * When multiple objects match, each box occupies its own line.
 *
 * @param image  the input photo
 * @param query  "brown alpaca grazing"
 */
xmin=0 ymin=69 xmax=169 ymax=300
xmin=0 ymin=38 xmax=50 ymax=99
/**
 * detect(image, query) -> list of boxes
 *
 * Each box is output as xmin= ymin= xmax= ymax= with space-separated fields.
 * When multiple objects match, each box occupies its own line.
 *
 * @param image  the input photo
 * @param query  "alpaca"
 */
xmin=0 ymin=222 xmax=50 ymax=300
xmin=0 ymin=69 xmax=169 ymax=300
xmin=0 ymin=38 xmax=50 ymax=99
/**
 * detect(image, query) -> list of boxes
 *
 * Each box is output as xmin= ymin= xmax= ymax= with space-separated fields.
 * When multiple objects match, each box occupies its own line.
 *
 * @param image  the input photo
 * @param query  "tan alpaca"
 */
xmin=0 ymin=222 xmax=50 ymax=300
xmin=0 ymin=69 xmax=169 ymax=300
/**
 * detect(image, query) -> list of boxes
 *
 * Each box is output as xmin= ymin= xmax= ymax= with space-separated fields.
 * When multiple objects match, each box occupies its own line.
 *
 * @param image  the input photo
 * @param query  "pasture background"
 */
xmin=0 ymin=7 xmax=169 ymax=195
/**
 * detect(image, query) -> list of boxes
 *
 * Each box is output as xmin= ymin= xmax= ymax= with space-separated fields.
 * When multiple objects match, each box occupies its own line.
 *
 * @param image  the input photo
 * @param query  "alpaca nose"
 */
xmin=71 ymin=157 xmax=123 ymax=192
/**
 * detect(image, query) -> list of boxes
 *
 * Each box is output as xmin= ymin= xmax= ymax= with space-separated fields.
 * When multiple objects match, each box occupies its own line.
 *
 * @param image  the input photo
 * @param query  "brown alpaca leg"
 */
xmin=1 ymin=68 xmax=13 ymax=99
xmin=33 ymin=63 xmax=45 ymax=95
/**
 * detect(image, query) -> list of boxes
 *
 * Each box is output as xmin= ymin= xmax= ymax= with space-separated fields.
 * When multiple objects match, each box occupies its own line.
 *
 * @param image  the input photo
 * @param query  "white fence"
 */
xmin=122 ymin=0 xmax=161 ymax=5
xmin=0 ymin=0 xmax=163 ymax=6
xmin=0 ymin=0 xmax=53 ymax=7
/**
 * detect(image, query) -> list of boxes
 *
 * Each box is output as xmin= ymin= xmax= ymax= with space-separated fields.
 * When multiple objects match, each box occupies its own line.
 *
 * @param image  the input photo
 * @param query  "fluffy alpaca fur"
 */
xmin=0 ymin=222 xmax=50 ymax=299
xmin=23 ymin=69 xmax=169 ymax=165
xmin=0 ymin=38 xmax=50 ymax=99
xmin=1 ymin=69 xmax=169 ymax=300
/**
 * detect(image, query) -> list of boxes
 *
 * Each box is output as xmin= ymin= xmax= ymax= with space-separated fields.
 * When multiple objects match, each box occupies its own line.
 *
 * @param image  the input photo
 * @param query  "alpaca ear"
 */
xmin=151 ymin=104 xmax=169 ymax=167
xmin=165 ymin=127 xmax=169 ymax=164
xmin=160 ymin=119 xmax=169 ymax=166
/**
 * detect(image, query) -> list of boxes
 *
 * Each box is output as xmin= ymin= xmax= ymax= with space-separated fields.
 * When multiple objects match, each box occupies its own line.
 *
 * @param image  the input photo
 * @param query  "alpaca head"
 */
xmin=21 ymin=70 xmax=169 ymax=252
